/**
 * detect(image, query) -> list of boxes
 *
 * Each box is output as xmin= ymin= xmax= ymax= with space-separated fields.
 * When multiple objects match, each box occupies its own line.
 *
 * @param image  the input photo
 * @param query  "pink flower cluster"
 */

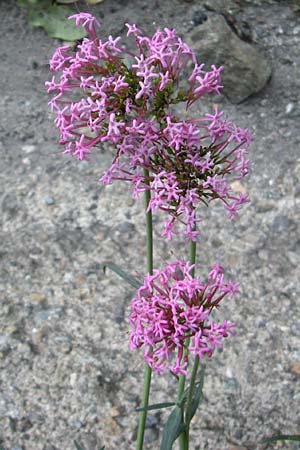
xmin=130 ymin=261 xmax=238 ymax=375
xmin=46 ymin=13 xmax=252 ymax=241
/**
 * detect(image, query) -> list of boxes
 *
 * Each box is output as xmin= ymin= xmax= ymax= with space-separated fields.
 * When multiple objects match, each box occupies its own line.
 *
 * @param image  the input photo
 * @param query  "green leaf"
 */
xmin=74 ymin=441 xmax=85 ymax=450
xmin=102 ymin=262 xmax=141 ymax=289
xmin=187 ymin=365 xmax=205 ymax=424
xmin=18 ymin=0 xmax=42 ymax=6
xmin=136 ymin=402 xmax=176 ymax=412
xmin=0 ymin=445 xmax=7 ymax=450
xmin=160 ymin=406 xmax=186 ymax=450
xmin=28 ymin=4 xmax=87 ymax=41
xmin=261 ymin=434 xmax=300 ymax=443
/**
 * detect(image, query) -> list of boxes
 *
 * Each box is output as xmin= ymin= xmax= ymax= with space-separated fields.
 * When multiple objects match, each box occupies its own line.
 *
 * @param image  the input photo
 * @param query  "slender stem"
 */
xmin=185 ymin=356 xmax=200 ymax=432
xmin=189 ymin=239 xmax=197 ymax=277
xmin=136 ymin=169 xmax=153 ymax=450
xmin=178 ymin=237 xmax=197 ymax=450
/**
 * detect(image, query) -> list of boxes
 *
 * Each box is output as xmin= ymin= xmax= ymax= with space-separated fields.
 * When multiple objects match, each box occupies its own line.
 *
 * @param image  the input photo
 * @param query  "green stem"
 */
xmin=185 ymin=356 xmax=200 ymax=434
xmin=136 ymin=169 xmax=153 ymax=450
xmin=178 ymin=237 xmax=197 ymax=450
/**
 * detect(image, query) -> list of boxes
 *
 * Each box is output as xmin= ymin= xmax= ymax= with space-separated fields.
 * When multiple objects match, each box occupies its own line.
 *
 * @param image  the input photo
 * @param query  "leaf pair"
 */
xmin=136 ymin=367 xmax=205 ymax=450
xmin=160 ymin=367 xmax=205 ymax=450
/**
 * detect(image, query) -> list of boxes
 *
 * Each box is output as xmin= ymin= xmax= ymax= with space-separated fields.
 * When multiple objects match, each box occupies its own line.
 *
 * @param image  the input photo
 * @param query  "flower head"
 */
xmin=130 ymin=261 xmax=237 ymax=375
xmin=47 ymin=14 xmax=252 ymax=241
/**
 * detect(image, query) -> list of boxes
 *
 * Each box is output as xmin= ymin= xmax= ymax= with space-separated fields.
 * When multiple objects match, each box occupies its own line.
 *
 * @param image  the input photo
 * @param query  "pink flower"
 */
xmin=130 ymin=261 xmax=237 ymax=375
xmin=46 ymin=15 xmax=252 ymax=241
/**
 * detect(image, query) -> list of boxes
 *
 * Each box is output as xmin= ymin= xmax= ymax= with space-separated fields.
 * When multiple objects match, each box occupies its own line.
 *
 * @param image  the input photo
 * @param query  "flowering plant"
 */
xmin=47 ymin=12 xmax=252 ymax=450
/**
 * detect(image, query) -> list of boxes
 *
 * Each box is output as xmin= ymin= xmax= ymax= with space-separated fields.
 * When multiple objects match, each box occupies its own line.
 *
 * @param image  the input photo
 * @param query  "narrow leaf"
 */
xmin=102 ymin=262 xmax=141 ymax=289
xmin=56 ymin=0 xmax=78 ymax=3
xmin=187 ymin=365 xmax=205 ymax=423
xmin=261 ymin=434 xmax=300 ymax=443
xmin=74 ymin=441 xmax=85 ymax=450
xmin=136 ymin=402 xmax=176 ymax=412
xmin=160 ymin=406 xmax=186 ymax=450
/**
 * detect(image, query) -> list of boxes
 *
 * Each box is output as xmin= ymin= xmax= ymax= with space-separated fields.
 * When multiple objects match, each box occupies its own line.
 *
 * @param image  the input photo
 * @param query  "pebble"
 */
xmin=21 ymin=144 xmax=36 ymax=154
xmin=287 ymin=251 xmax=299 ymax=266
xmin=286 ymin=102 xmax=294 ymax=114
xmin=34 ymin=307 xmax=64 ymax=325
xmin=52 ymin=335 xmax=73 ymax=354
xmin=192 ymin=10 xmax=208 ymax=26
xmin=256 ymin=199 xmax=276 ymax=213
xmin=70 ymin=373 xmax=77 ymax=387
xmin=289 ymin=362 xmax=300 ymax=376
xmin=271 ymin=215 xmax=291 ymax=233
xmin=224 ymin=377 xmax=240 ymax=393
xmin=293 ymin=25 xmax=300 ymax=35
xmin=43 ymin=196 xmax=55 ymax=206
xmin=0 ymin=335 xmax=11 ymax=355
xmin=30 ymin=292 xmax=47 ymax=304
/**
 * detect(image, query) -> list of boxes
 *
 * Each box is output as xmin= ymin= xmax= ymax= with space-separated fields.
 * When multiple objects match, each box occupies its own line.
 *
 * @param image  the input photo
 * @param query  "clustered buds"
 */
xmin=46 ymin=12 xmax=251 ymax=241
xmin=130 ymin=261 xmax=238 ymax=375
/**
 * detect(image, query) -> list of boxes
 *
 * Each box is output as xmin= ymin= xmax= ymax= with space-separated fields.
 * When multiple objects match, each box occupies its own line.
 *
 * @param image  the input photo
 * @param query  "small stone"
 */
xmin=63 ymin=272 xmax=74 ymax=283
xmin=43 ymin=196 xmax=55 ymax=206
xmin=21 ymin=144 xmax=36 ymax=154
xmin=30 ymin=292 xmax=47 ymax=304
xmin=52 ymin=335 xmax=73 ymax=354
xmin=287 ymin=251 xmax=300 ymax=266
xmin=34 ymin=307 xmax=64 ymax=325
xmin=0 ymin=335 xmax=11 ymax=355
xmin=271 ymin=215 xmax=291 ymax=233
xmin=32 ymin=325 xmax=49 ymax=343
xmin=289 ymin=362 xmax=300 ymax=376
xmin=70 ymin=373 xmax=77 ymax=387
xmin=5 ymin=325 xmax=19 ymax=337
xmin=224 ymin=376 xmax=240 ymax=393
xmin=70 ymin=419 xmax=85 ymax=429
xmin=192 ymin=10 xmax=208 ymax=26
xmin=286 ymin=102 xmax=294 ymax=114
xmin=256 ymin=200 xmax=276 ymax=213
xmin=293 ymin=25 xmax=300 ymax=35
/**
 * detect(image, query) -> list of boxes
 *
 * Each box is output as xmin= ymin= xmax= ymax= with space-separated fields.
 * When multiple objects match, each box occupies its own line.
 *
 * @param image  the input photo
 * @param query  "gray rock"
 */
xmin=187 ymin=15 xmax=272 ymax=103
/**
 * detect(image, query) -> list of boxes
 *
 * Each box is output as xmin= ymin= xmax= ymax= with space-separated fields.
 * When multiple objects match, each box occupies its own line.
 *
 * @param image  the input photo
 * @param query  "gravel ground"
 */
xmin=0 ymin=1 xmax=300 ymax=449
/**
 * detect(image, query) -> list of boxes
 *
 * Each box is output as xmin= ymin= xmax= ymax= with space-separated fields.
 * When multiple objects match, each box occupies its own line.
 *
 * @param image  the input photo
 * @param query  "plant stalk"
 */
xmin=185 ymin=356 xmax=200 ymax=435
xmin=136 ymin=169 xmax=153 ymax=450
xmin=178 ymin=237 xmax=197 ymax=450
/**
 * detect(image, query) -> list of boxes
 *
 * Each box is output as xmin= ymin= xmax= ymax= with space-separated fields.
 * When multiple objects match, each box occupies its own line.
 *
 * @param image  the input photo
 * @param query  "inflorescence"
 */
xmin=130 ymin=261 xmax=238 ymax=375
xmin=46 ymin=13 xmax=252 ymax=242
